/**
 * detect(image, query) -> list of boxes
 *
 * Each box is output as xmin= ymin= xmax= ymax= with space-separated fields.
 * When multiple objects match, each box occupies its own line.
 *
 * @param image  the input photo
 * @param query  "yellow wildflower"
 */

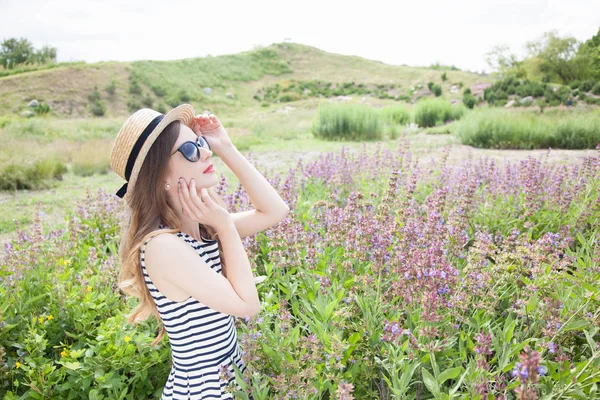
xmin=124 ymin=336 xmax=132 ymax=343
xmin=65 ymin=259 xmax=72 ymax=266
xmin=87 ymin=286 xmax=92 ymax=292
xmin=38 ymin=316 xmax=44 ymax=324
xmin=15 ymin=361 xmax=21 ymax=369
xmin=61 ymin=349 xmax=68 ymax=357
xmin=47 ymin=315 xmax=54 ymax=321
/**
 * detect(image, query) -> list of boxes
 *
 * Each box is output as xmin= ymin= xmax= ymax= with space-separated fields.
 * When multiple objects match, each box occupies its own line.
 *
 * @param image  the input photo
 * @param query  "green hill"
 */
xmin=0 ymin=42 xmax=490 ymax=118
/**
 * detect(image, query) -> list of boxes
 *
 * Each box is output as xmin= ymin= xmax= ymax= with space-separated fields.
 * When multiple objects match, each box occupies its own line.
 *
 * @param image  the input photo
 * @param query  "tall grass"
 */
xmin=413 ymin=98 xmax=456 ymax=127
xmin=0 ymin=159 xmax=67 ymax=190
xmin=311 ymin=103 xmax=383 ymax=140
xmin=380 ymin=104 xmax=411 ymax=125
xmin=455 ymin=107 xmax=600 ymax=149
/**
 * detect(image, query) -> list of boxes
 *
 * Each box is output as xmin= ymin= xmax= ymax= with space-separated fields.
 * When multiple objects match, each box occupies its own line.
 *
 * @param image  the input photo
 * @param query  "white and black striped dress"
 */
xmin=140 ymin=225 xmax=251 ymax=399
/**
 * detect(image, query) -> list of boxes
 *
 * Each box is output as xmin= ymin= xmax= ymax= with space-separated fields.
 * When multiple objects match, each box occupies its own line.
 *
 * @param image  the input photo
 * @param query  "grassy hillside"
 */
xmin=0 ymin=42 xmax=490 ymax=118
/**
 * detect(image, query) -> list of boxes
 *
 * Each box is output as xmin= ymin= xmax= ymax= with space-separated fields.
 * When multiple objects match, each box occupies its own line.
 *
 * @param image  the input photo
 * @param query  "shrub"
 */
xmin=592 ymin=83 xmax=600 ymax=96
xmin=0 ymin=159 xmax=67 ymax=190
xmin=105 ymin=80 xmax=117 ymax=96
xmin=127 ymin=100 xmax=142 ymax=112
xmin=150 ymin=84 xmax=167 ymax=97
xmin=413 ymin=98 xmax=452 ymax=127
xmin=431 ymin=84 xmax=442 ymax=97
xmin=34 ymin=102 xmax=51 ymax=115
xmin=463 ymin=92 xmax=477 ymax=109
xmin=381 ymin=105 xmax=411 ymax=125
xmin=441 ymin=72 xmax=447 ymax=81
xmin=87 ymin=87 xmax=101 ymax=103
xmin=129 ymin=79 xmax=142 ymax=95
xmin=311 ymin=103 xmax=383 ymax=141
xmin=178 ymin=90 xmax=191 ymax=103
xmin=278 ymin=92 xmax=302 ymax=102
xmin=156 ymin=103 xmax=167 ymax=114
xmin=455 ymin=107 xmax=600 ymax=149
xmin=90 ymin=100 xmax=106 ymax=117
xmin=581 ymin=79 xmax=596 ymax=92
xmin=141 ymin=93 xmax=153 ymax=108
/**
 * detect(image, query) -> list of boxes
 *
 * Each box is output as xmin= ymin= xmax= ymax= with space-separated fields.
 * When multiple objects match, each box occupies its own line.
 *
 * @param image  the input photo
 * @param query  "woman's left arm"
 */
xmin=218 ymin=144 xmax=290 ymax=240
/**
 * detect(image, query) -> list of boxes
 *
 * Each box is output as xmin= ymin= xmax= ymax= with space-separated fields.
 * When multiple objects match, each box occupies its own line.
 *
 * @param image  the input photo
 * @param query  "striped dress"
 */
xmin=140 ymin=225 xmax=252 ymax=399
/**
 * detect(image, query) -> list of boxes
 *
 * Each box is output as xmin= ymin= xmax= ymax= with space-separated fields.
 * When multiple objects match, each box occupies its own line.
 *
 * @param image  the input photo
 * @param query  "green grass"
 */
xmin=311 ymin=103 xmax=384 ymax=141
xmin=454 ymin=106 xmax=600 ymax=149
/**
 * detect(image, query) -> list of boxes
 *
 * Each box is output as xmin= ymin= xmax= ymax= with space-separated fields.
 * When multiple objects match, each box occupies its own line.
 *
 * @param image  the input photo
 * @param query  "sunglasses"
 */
xmin=171 ymin=136 xmax=211 ymax=162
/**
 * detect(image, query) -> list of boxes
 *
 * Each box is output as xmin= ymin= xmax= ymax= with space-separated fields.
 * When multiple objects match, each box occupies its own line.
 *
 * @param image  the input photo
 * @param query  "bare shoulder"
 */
xmin=143 ymin=233 xmax=195 ymax=274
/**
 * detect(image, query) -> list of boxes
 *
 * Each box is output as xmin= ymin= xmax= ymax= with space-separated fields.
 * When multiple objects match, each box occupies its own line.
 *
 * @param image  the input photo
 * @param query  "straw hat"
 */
xmin=110 ymin=104 xmax=196 ymax=201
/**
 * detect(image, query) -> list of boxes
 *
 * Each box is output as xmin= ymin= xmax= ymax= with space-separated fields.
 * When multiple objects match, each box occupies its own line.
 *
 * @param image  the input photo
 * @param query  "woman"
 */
xmin=109 ymin=104 xmax=290 ymax=399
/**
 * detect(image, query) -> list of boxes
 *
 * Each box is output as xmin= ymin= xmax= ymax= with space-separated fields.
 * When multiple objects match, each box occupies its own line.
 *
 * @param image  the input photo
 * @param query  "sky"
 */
xmin=0 ymin=0 xmax=598 ymax=74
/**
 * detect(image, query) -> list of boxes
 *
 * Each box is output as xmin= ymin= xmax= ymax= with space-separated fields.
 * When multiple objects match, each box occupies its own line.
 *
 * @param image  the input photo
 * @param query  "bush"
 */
xmin=127 ymin=99 xmax=142 ymax=112
xmin=592 ymin=83 xmax=600 ymax=96
xmin=381 ymin=105 xmax=411 ymax=125
xmin=278 ymin=92 xmax=302 ymax=102
xmin=141 ymin=93 xmax=153 ymax=108
xmin=105 ymin=80 xmax=117 ymax=96
xmin=0 ymin=159 xmax=67 ymax=190
xmin=581 ymin=79 xmax=596 ymax=92
xmin=455 ymin=107 xmax=600 ymax=149
xmin=431 ymin=84 xmax=442 ymax=97
xmin=150 ymin=84 xmax=167 ymax=97
xmin=87 ymin=87 xmax=101 ymax=103
xmin=34 ymin=102 xmax=51 ymax=115
xmin=311 ymin=103 xmax=383 ymax=141
xmin=441 ymin=72 xmax=447 ymax=81
xmin=413 ymin=98 xmax=452 ymax=127
xmin=90 ymin=100 xmax=106 ymax=117
xmin=156 ymin=103 xmax=167 ymax=114
xmin=178 ymin=90 xmax=191 ymax=103
xmin=463 ymin=93 xmax=477 ymax=109
xmin=568 ymin=80 xmax=581 ymax=90
xmin=128 ymin=79 xmax=142 ymax=95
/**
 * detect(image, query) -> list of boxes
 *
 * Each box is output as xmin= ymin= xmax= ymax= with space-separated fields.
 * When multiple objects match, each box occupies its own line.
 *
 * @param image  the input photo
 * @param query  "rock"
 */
xmin=27 ymin=99 xmax=39 ymax=108
xmin=203 ymin=87 xmax=212 ymax=94
xmin=303 ymin=88 xmax=311 ymax=95
xmin=21 ymin=110 xmax=35 ymax=118
xmin=520 ymin=96 xmax=534 ymax=104
xmin=225 ymin=92 xmax=234 ymax=99
xmin=450 ymin=85 xmax=459 ymax=93
xmin=505 ymin=99 xmax=516 ymax=108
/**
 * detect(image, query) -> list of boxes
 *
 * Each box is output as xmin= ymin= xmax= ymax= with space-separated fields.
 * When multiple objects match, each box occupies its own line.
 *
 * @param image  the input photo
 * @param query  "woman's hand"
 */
xmin=191 ymin=113 xmax=234 ymax=156
xmin=177 ymin=177 xmax=231 ymax=229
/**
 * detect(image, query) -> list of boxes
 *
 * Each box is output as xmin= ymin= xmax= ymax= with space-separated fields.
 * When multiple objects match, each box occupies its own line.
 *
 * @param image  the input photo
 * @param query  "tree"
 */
xmin=525 ymin=30 xmax=580 ymax=83
xmin=0 ymin=37 xmax=57 ymax=68
xmin=575 ymin=28 xmax=600 ymax=80
xmin=0 ymin=37 xmax=34 ymax=68
xmin=484 ymin=44 xmax=521 ymax=78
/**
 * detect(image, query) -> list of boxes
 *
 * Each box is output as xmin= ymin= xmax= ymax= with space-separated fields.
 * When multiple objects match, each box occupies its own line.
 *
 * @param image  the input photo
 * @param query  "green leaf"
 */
xmin=422 ymin=368 xmax=440 ymax=399
xmin=563 ymin=319 xmax=589 ymax=332
xmin=439 ymin=367 xmax=462 ymax=385
xmin=64 ymin=361 xmax=81 ymax=370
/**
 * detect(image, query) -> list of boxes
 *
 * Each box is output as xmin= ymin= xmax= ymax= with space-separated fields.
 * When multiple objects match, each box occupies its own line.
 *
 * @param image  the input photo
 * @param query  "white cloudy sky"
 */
xmin=1 ymin=0 xmax=598 ymax=73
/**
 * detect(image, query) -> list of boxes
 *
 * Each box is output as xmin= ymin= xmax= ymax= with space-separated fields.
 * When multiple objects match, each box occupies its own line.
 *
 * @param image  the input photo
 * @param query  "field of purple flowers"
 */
xmin=1 ymin=136 xmax=599 ymax=399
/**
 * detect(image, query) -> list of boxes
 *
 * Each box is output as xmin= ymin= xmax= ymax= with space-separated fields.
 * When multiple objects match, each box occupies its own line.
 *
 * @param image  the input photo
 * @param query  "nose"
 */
xmin=200 ymin=146 xmax=212 ymax=161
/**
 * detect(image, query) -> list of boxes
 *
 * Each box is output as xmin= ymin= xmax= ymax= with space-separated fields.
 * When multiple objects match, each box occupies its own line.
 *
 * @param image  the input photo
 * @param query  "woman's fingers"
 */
xmin=178 ymin=179 xmax=193 ymax=217
xmin=188 ymin=179 xmax=206 ymax=210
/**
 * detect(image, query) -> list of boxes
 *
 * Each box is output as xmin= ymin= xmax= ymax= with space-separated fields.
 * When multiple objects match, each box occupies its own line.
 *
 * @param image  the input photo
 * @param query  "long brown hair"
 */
xmin=116 ymin=119 xmax=229 ymax=346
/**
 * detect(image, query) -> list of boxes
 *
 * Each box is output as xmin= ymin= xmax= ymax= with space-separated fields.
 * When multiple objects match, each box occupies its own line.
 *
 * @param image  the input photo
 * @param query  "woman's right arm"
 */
xmin=145 ymin=231 xmax=260 ymax=318
xmin=215 ymin=218 xmax=261 ymax=314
